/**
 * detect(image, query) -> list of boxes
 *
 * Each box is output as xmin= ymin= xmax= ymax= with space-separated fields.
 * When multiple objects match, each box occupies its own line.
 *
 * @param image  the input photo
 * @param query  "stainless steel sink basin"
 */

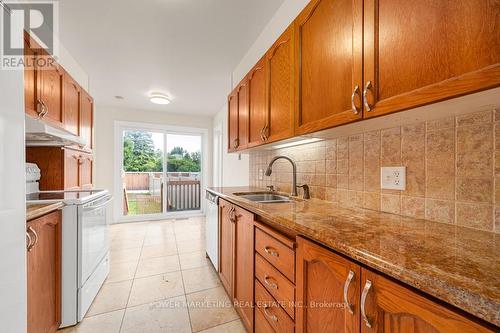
xmin=235 ymin=192 xmax=292 ymax=203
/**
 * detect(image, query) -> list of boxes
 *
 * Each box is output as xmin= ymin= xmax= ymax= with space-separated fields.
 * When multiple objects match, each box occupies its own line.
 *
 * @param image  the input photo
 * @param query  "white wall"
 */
xmin=0 ymin=54 xmax=27 ymax=332
xmin=212 ymin=0 xmax=309 ymax=187
xmin=94 ymin=106 xmax=213 ymax=221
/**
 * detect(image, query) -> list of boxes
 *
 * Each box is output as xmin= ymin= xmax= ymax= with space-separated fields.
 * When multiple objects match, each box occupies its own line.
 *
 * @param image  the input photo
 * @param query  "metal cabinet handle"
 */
xmin=42 ymin=100 xmax=49 ymax=117
xmin=263 ymin=124 xmax=269 ymax=141
xmin=36 ymin=99 xmax=47 ymax=119
xmin=260 ymin=127 xmax=265 ymax=141
xmin=343 ymin=270 xmax=355 ymax=314
xmin=264 ymin=246 xmax=279 ymax=257
xmin=363 ymin=81 xmax=373 ymax=112
xmin=232 ymin=139 xmax=239 ymax=149
xmin=361 ymin=280 xmax=373 ymax=328
xmin=351 ymin=85 xmax=361 ymax=114
xmin=229 ymin=206 xmax=236 ymax=223
xmin=26 ymin=230 xmax=32 ymax=251
xmin=27 ymin=226 xmax=38 ymax=252
xmin=264 ymin=275 xmax=278 ymax=289
xmin=263 ymin=305 xmax=278 ymax=322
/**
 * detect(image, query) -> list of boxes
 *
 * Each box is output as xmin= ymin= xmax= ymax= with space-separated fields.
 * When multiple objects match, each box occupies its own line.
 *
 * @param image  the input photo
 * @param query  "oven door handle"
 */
xmin=83 ymin=196 xmax=113 ymax=211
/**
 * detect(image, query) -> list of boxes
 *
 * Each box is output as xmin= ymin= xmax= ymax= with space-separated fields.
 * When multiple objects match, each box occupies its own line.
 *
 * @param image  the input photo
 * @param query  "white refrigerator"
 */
xmin=0 ymin=44 xmax=27 ymax=332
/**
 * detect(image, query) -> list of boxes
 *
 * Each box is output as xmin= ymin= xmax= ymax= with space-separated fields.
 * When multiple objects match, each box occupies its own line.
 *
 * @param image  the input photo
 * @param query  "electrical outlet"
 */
xmin=381 ymin=167 xmax=406 ymax=190
xmin=258 ymin=169 xmax=264 ymax=181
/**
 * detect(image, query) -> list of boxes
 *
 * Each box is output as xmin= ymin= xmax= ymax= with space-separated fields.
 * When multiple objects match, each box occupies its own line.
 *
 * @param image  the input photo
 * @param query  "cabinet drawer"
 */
xmin=255 ymin=280 xmax=294 ymax=333
xmin=255 ymin=228 xmax=295 ymax=282
xmin=255 ymin=306 xmax=276 ymax=333
xmin=255 ymin=253 xmax=295 ymax=319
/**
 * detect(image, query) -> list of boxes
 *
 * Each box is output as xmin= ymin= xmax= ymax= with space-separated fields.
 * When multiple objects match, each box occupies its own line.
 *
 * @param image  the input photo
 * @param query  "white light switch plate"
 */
xmin=381 ymin=167 xmax=406 ymax=190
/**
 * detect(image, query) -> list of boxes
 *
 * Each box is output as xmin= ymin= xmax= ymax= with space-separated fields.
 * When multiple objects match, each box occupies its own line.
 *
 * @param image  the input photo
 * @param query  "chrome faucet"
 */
xmin=265 ymin=155 xmax=298 ymax=197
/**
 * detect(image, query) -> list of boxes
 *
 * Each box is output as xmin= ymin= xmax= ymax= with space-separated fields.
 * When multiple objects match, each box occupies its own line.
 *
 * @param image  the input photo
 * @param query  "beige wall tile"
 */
xmin=338 ymin=189 xmax=349 ymax=207
xmin=337 ymin=159 xmax=349 ymax=174
xmin=337 ymin=137 xmax=349 ymax=159
xmin=496 ymin=176 xmax=500 ymax=205
xmin=402 ymin=129 xmax=425 ymax=197
xmin=457 ymin=124 xmax=493 ymax=152
xmin=456 ymin=110 xmax=492 ymax=127
xmin=456 ymin=151 xmax=493 ymax=178
xmin=349 ymin=175 xmax=363 ymax=191
xmin=425 ymin=199 xmax=455 ymax=224
xmin=364 ymin=174 xmax=380 ymax=193
xmin=363 ymin=192 xmax=380 ymax=211
xmin=401 ymin=196 xmax=425 ymax=219
xmin=426 ymin=174 xmax=455 ymax=200
xmin=456 ymin=178 xmax=493 ymax=203
xmin=456 ymin=202 xmax=493 ymax=231
xmin=326 ymin=188 xmax=337 ymax=202
xmin=381 ymin=127 xmax=401 ymax=165
xmin=426 ymin=117 xmax=455 ymax=131
xmin=338 ymin=175 xmax=348 ymax=189
xmin=381 ymin=194 xmax=401 ymax=215
xmin=495 ymin=207 xmax=500 ymax=233
xmin=326 ymin=174 xmax=337 ymax=187
xmin=349 ymin=191 xmax=363 ymax=208
xmin=326 ymin=159 xmax=337 ymax=174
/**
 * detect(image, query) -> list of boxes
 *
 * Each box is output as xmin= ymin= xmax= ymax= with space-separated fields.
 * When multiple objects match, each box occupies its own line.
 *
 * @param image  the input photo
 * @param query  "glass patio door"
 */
xmin=120 ymin=127 xmax=203 ymax=219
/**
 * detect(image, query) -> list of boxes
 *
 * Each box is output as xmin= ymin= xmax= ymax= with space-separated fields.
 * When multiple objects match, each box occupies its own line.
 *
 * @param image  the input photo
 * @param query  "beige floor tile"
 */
xmin=176 ymin=239 xmax=206 ymax=254
xmin=183 ymin=266 xmax=221 ymax=294
xmin=58 ymin=310 xmax=124 ymax=333
xmin=175 ymin=232 xmax=206 ymax=242
xmin=121 ymin=296 xmax=191 ymax=333
xmin=110 ymin=238 xmax=143 ymax=251
xmin=128 ymin=272 xmax=185 ymax=307
xmin=109 ymin=247 xmax=141 ymax=265
xmin=106 ymin=260 xmax=137 ymax=283
xmin=198 ymin=319 xmax=246 ymax=333
xmin=86 ymin=280 xmax=132 ymax=317
xmin=143 ymin=234 xmax=176 ymax=246
xmin=141 ymin=243 xmax=178 ymax=260
xmin=135 ymin=255 xmax=180 ymax=278
xmin=186 ymin=287 xmax=239 ymax=332
xmin=179 ymin=251 xmax=211 ymax=270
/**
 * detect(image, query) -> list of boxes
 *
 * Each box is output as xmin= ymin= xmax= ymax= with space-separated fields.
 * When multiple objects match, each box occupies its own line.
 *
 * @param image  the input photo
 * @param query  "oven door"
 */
xmin=78 ymin=195 xmax=112 ymax=285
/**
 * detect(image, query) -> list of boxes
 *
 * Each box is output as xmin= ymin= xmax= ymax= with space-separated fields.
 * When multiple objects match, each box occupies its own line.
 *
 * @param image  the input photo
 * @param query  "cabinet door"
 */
xmin=363 ymin=0 xmax=500 ymax=118
xmin=24 ymin=35 xmax=39 ymax=118
xmin=63 ymin=73 xmax=81 ymax=136
xmin=233 ymin=207 xmax=255 ymax=331
xmin=294 ymin=0 xmax=363 ymax=135
xmin=227 ymin=90 xmax=239 ymax=152
xmin=79 ymin=153 xmax=93 ymax=189
xmin=219 ymin=200 xmax=234 ymax=296
xmin=27 ymin=211 xmax=62 ymax=333
xmin=64 ymin=149 xmax=80 ymax=190
xmin=237 ymin=80 xmax=249 ymax=150
xmin=266 ymin=24 xmax=295 ymax=143
xmin=80 ymin=90 xmax=94 ymax=151
xmin=38 ymin=51 xmax=64 ymax=128
xmin=247 ymin=57 xmax=267 ymax=148
xmin=296 ymin=236 xmax=360 ymax=333
xmin=360 ymin=268 xmax=493 ymax=333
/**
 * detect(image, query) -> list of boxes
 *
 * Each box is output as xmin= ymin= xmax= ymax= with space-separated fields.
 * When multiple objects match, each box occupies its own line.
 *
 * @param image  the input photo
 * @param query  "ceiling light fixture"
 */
xmin=149 ymin=93 xmax=171 ymax=105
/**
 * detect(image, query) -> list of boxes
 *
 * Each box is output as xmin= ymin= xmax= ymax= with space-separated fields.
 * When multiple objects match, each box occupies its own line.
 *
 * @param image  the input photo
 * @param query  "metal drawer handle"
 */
xmin=264 ymin=246 xmax=279 ymax=257
xmin=351 ymin=85 xmax=361 ymax=114
xmin=27 ymin=226 xmax=38 ymax=252
xmin=363 ymin=81 xmax=373 ymax=112
xmin=264 ymin=275 xmax=278 ymax=289
xmin=361 ymin=280 xmax=372 ymax=328
xmin=263 ymin=305 xmax=278 ymax=322
xmin=343 ymin=270 xmax=355 ymax=314
xmin=26 ymin=230 xmax=32 ymax=251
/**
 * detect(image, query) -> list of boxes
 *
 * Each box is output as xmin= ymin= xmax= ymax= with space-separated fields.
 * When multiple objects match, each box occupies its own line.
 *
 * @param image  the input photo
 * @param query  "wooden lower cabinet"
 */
xmin=296 ymin=236 xmax=360 ymax=333
xmin=219 ymin=200 xmax=234 ymax=295
xmin=27 ymin=210 xmax=62 ymax=333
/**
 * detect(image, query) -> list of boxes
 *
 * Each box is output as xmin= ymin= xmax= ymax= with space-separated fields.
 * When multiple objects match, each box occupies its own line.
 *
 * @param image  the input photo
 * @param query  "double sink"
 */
xmin=235 ymin=192 xmax=293 ymax=204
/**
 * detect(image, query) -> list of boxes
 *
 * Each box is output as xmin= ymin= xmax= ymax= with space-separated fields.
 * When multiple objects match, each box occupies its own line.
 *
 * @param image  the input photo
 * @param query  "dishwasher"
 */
xmin=205 ymin=190 xmax=219 ymax=270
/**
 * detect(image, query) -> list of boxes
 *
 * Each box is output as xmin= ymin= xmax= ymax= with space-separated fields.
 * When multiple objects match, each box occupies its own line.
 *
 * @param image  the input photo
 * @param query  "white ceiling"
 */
xmin=58 ymin=0 xmax=285 ymax=116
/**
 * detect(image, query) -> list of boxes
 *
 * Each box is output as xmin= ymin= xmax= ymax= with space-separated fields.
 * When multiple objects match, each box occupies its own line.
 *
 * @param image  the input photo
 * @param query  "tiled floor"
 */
xmin=59 ymin=217 xmax=245 ymax=333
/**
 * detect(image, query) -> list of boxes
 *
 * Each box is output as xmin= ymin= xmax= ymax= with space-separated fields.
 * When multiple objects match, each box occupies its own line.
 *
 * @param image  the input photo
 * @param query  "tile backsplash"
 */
xmin=249 ymin=109 xmax=500 ymax=233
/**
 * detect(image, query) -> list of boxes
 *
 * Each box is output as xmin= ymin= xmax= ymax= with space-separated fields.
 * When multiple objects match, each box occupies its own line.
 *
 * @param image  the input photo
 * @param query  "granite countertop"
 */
xmin=208 ymin=186 xmax=499 ymax=327
xmin=27 ymin=202 xmax=64 ymax=221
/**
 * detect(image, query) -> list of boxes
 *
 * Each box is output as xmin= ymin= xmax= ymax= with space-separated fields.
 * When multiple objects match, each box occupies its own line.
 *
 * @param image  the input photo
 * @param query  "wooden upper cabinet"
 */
xmin=38 ymin=49 xmax=64 ymax=128
xmin=24 ymin=36 xmax=39 ymax=119
xmin=227 ymin=90 xmax=239 ymax=152
xmin=63 ymin=73 xmax=81 ymax=136
xmin=219 ymin=200 xmax=234 ymax=296
xmin=247 ymin=57 xmax=267 ymax=148
xmin=80 ymin=90 xmax=94 ymax=151
xmin=266 ymin=24 xmax=295 ymax=143
xmin=363 ymin=0 xmax=500 ymax=118
xmin=27 ymin=210 xmax=62 ymax=333
xmin=64 ymin=149 xmax=80 ymax=190
xmin=233 ymin=206 xmax=255 ymax=332
xmin=360 ymin=268 xmax=494 ymax=333
xmin=294 ymin=0 xmax=363 ymax=135
xmin=296 ymin=236 xmax=360 ymax=333
xmin=237 ymin=80 xmax=249 ymax=150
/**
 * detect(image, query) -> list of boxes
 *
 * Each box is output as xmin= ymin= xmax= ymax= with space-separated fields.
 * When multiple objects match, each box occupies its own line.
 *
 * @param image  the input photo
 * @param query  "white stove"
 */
xmin=26 ymin=163 xmax=112 ymax=327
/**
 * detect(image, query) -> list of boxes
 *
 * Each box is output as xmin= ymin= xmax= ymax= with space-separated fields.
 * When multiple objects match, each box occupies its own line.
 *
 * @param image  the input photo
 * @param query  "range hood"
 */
xmin=25 ymin=116 xmax=86 ymax=147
